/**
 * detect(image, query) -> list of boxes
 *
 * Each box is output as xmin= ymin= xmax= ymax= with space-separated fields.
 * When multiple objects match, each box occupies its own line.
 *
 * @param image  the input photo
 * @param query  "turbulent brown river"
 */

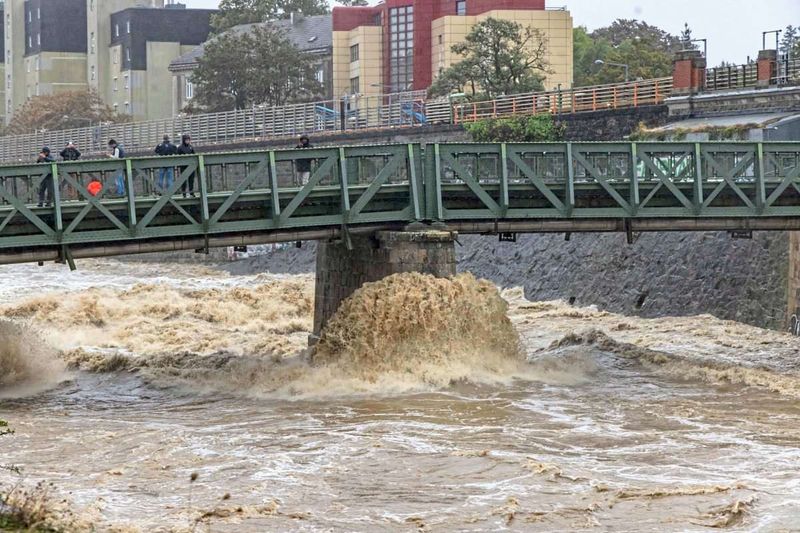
xmin=2 ymin=258 xmax=800 ymax=532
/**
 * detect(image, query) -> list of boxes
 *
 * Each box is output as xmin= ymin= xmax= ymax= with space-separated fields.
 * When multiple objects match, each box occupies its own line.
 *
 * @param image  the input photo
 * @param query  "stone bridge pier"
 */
xmin=312 ymin=229 xmax=457 ymax=340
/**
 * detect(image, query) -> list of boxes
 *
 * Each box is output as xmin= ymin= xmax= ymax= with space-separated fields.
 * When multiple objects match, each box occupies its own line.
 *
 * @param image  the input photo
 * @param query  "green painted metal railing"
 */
xmin=0 ymin=142 xmax=799 ymax=262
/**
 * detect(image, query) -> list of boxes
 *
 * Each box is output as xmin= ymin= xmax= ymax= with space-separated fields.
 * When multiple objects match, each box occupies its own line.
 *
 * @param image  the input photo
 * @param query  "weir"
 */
xmin=312 ymin=229 xmax=457 ymax=339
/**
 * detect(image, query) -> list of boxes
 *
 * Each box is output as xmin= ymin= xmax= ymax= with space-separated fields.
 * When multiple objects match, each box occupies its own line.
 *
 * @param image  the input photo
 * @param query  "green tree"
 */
xmin=429 ymin=18 xmax=548 ymax=99
xmin=212 ymin=0 xmax=328 ymax=32
xmin=780 ymin=25 xmax=800 ymax=57
xmin=191 ymin=25 xmax=323 ymax=111
xmin=464 ymin=115 xmax=565 ymax=142
xmin=573 ymin=19 xmax=686 ymax=86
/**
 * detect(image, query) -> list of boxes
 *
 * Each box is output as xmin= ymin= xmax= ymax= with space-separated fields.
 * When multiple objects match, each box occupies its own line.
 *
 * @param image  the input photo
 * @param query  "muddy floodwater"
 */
xmin=1 ymin=259 xmax=800 ymax=531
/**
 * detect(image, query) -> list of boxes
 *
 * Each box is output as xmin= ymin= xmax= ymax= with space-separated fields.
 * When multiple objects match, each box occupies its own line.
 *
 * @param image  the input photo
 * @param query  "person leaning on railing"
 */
xmin=177 ymin=134 xmax=196 ymax=198
xmin=154 ymin=134 xmax=178 ymax=195
xmin=36 ymin=147 xmax=55 ymax=208
xmin=60 ymin=141 xmax=81 ymax=201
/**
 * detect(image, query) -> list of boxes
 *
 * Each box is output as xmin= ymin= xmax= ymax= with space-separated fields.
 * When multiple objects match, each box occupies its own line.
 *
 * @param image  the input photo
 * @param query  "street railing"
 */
xmin=452 ymin=78 xmax=673 ymax=124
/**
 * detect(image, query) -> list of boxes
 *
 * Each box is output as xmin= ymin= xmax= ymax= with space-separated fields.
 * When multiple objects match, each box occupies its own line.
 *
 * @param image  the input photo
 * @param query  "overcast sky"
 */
xmin=186 ymin=0 xmax=799 ymax=66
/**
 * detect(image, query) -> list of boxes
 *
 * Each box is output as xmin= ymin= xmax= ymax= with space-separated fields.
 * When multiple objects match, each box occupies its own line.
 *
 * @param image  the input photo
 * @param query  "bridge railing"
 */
xmin=1 ymin=142 xmax=800 ymax=254
xmin=452 ymin=78 xmax=673 ymax=124
xmin=427 ymin=142 xmax=800 ymax=222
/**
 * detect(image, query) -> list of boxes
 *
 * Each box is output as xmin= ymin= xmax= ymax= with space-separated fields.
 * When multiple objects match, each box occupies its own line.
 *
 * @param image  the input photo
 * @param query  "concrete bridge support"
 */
xmin=312 ymin=230 xmax=457 ymax=339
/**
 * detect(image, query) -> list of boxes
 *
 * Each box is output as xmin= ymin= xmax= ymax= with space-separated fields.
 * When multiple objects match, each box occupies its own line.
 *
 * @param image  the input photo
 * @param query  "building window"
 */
xmin=113 ymin=49 xmax=118 ymax=64
xmin=389 ymin=5 xmax=413 ymax=92
xmin=125 ymin=102 xmax=130 ymax=113
xmin=349 ymin=76 xmax=359 ymax=94
xmin=37 ymin=34 xmax=40 ymax=46
xmin=124 ymin=74 xmax=129 ymax=89
xmin=28 ymin=36 xmax=31 ymax=48
xmin=126 ymin=21 xmax=131 ymax=34
xmin=35 ymin=57 xmax=40 ymax=71
xmin=315 ymin=68 xmax=324 ymax=83
xmin=91 ymin=65 xmax=96 ymax=81
xmin=115 ymin=24 xmax=119 ymax=37
xmin=185 ymin=79 xmax=194 ymax=100
xmin=113 ymin=77 xmax=118 ymax=91
xmin=26 ymin=60 xmax=29 ymax=73
xmin=126 ymin=48 xmax=130 ymax=62
xmin=28 ymin=10 xmax=31 ymax=23
xmin=349 ymin=44 xmax=359 ymax=63
xmin=37 ymin=7 xmax=40 ymax=19
xmin=90 ymin=32 xmax=95 ymax=54
xmin=456 ymin=1 xmax=466 ymax=15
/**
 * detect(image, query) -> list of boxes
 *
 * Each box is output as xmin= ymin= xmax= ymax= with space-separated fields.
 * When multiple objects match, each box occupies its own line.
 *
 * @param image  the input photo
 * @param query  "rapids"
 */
xmin=1 ymin=258 xmax=800 ymax=531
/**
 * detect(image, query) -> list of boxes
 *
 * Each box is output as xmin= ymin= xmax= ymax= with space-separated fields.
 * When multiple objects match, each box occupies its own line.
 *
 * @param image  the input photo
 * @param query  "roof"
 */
xmin=169 ymin=14 xmax=332 ymax=72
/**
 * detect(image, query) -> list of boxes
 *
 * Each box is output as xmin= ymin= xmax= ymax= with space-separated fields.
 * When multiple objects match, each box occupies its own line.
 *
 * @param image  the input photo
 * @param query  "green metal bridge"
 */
xmin=1 ymin=141 xmax=799 ymax=266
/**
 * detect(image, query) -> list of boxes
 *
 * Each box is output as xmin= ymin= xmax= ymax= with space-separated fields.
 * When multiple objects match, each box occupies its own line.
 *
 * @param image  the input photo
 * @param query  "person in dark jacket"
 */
xmin=59 ymin=142 xmax=81 ymax=200
xmin=59 ymin=141 xmax=81 ymax=161
xmin=295 ymin=134 xmax=313 ymax=186
xmin=177 ymin=134 xmax=196 ymax=198
xmin=36 ymin=147 xmax=56 ymax=207
xmin=154 ymin=134 xmax=177 ymax=194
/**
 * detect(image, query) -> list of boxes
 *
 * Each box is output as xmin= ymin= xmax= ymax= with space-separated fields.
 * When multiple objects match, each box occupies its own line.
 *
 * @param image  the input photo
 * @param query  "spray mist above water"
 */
xmin=311 ymin=272 xmax=526 ymax=387
xmin=0 ymin=318 xmax=66 ymax=398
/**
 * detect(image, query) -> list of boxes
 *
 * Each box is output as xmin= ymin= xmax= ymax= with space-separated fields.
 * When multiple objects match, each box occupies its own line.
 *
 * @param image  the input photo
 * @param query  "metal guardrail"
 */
xmin=0 ymin=90 xmax=429 ymax=164
xmin=705 ymin=57 xmax=800 ymax=91
xmin=452 ymin=78 xmax=673 ymax=123
xmin=0 ymin=141 xmax=799 ymax=265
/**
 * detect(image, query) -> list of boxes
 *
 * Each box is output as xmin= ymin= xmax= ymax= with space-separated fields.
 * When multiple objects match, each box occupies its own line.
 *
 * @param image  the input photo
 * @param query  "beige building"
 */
xmin=2 ymin=0 xmax=215 ymax=125
xmin=332 ymin=1 xmax=573 ymax=98
xmin=430 ymin=8 xmax=573 ymax=92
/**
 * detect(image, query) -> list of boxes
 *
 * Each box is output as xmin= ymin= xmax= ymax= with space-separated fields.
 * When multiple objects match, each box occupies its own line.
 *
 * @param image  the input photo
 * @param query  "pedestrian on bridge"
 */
xmin=60 ymin=141 xmax=81 ymax=162
xmin=36 ymin=147 xmax=55 ymax=208
xmin=154 ymin=134 xmax=177 ymax=194
xmin=59 ymin=141 xmax=81 ymax=201
xmin=177 ymin=134 xmax=196 ymax=198
xmin=107 ymin=139 xmax=126 ymax=196
xmin=295 ymin=135 xmax=313 ymax=186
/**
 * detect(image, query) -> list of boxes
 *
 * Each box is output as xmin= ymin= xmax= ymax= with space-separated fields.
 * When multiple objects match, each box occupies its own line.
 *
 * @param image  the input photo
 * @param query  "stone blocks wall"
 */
xmin=555 ymin=105 xmax=669 ymax=141
xmin=788 ymin=232 xmax=800 ymax=323
xmin=313 ymin=230 xmax=457 ymax=337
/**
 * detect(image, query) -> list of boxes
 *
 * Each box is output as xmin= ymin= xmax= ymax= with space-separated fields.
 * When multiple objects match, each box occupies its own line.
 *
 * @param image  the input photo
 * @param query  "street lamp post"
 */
xmin=594 ymin=59 xmax=630 ymax=83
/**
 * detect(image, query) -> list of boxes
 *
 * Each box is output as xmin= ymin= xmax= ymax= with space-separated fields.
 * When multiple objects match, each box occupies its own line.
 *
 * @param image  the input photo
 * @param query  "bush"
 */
xmin=464 ymin=114 xmax=565 ymax=143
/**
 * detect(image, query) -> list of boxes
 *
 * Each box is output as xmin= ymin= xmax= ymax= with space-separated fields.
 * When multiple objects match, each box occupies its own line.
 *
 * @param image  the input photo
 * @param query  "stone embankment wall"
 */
xmin=457 ymin=232 xmax=789 ymax=330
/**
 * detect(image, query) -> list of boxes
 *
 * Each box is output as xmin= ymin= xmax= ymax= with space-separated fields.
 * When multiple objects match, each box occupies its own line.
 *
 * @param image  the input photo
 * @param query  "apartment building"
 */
xmin=3 ymin=0 xmax=215 ymax=124
xmin=108 ymin=5 xmax=216 ymax=119
xmin=168 ymin=14 xmax=333 ymax=115
xmin=332 ymin=0 xmax=573 ymax=97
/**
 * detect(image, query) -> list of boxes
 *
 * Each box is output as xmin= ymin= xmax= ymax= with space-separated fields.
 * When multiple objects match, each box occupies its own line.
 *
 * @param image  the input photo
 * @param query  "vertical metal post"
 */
xmin=500 ymin=143 xmax=509 ymax=216
xmin=693 ymin=143 xmax=704 ymax=215
xmin=433 ymin=144 xmax=444 ymax=220
xmin=755 ymin=142 xmax=765 ymax=214
xmin=630 ymin=143 xmax=640 ymax=216
xmin=50 ymin=163 xmax=63 ymax=233
xmin=197 ymin=155 xmax=210 ymax=227
xmin=124 ymin=159 xmax=137 ymax=230
xmin=407 ymin=144 xmax=422 ymax=221
xmin=338 ymin=147 xmax=351 ymax=215
xmin=565 ymin=143 xmax=575 ymax=217
xmin=268 ymin=151 xmax=281 ymax=223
